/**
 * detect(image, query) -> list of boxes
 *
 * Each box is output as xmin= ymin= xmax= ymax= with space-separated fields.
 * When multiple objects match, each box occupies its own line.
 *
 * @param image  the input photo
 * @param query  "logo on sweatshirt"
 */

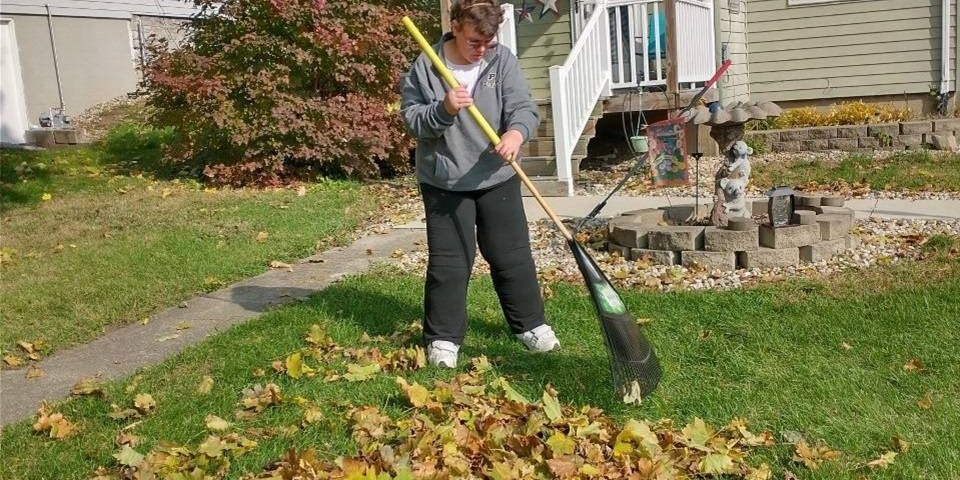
xmin=483 ymin=73 xmax=497 ymax=88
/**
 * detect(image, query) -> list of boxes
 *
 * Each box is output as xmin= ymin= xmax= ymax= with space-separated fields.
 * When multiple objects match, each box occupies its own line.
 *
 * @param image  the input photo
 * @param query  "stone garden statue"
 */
xmin=689 ymin=100 xmax=782 ymax=227
xmin=712 ymin=140 xmax=752 ymax=225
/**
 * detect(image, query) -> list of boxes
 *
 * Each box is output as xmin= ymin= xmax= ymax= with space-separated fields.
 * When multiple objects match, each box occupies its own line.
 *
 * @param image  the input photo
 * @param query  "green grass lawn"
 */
xmin=0 ymin=131 xmax=384 ymax=357
xmin=3 ymin=254 xmax=958 ymax=479
xmin=749 ymin=150 xmax=960 ymax=192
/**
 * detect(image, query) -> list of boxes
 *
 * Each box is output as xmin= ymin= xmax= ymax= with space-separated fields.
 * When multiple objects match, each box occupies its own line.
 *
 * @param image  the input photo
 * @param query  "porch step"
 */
xmin=535 ymin=99 xmax=604 ymax=122
xmin=520 ymin=176 xmax=570 ymax=197
xmin=521 ymin=136 xmax=590 ymax=158
xmin=519 ymin=155 xmax=585 ymax=177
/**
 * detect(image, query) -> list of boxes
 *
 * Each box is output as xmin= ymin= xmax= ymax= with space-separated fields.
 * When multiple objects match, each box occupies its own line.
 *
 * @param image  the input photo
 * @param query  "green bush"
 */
xmin=144 ymin=0 xmax=425 ymax=186
xmin=744 ymin=136 xmax=768 ymax=155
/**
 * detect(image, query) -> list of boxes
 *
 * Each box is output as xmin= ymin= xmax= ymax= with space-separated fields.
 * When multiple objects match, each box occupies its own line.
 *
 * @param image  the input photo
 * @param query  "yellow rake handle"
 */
xmin=400 ymin=16 xmax=573 ymax=241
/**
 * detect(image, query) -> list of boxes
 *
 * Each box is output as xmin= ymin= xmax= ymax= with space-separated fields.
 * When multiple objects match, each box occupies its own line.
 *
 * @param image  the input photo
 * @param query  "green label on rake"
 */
xmin=593 ymin=282 xmax=626 ymax=315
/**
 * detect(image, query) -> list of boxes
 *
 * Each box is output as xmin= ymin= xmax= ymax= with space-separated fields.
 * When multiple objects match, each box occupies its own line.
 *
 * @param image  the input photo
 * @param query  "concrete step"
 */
xmin=520 ymin=176 xmax=570 ymax=197
xmin=519 ymin=155 xmax=585 ymax=177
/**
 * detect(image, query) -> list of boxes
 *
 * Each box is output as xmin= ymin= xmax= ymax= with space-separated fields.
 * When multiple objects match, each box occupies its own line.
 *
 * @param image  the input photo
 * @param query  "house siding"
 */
xmin=0 ymin=0 xmax=197 ymax=19
xmin=509 ymin=1 xmax=573 ymax=101
xmin=718 ymin=0 xmax=750 ymax=104
xmin=5 ymin=14 xmax=140 ymax=124
xmin=746 ymin=0 xmax=956 ymax=102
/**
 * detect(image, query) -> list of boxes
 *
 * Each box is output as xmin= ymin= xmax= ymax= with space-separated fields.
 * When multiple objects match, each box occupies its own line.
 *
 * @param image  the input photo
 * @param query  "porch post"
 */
xmin=440 ymin=0 xmax=451 ymax=33
xmin=664 ymin=0 xmax=679 ymax=112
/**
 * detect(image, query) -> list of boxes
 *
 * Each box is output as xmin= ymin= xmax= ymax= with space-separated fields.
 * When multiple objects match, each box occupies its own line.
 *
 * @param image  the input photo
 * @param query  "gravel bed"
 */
xmin=392 ymin=216 xmax=960 ymax=293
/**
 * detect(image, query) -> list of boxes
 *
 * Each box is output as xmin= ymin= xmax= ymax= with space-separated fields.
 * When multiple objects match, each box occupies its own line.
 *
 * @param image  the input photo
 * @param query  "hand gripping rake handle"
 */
xmin=401 ymin=16 xmax=574 ymax=242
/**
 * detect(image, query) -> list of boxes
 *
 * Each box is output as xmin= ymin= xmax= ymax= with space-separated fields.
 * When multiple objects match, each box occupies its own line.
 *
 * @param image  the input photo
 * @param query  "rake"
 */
xmin=402 ymin=17 xmax=661 ymax=398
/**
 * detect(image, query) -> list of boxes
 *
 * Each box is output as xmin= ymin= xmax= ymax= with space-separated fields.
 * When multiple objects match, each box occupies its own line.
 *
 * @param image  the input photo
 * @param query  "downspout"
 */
xmin=44 ymin=4 xmax=65 ymax=113
xmin=713 ymin=0 xmax=724 ymax=103
xmin=941 ymin=0 xmax=950 ymax=95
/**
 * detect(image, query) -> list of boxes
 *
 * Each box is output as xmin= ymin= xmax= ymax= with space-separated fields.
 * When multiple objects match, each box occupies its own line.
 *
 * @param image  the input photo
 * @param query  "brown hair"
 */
xmin=450 ymin=0 xmax=503 ymax=38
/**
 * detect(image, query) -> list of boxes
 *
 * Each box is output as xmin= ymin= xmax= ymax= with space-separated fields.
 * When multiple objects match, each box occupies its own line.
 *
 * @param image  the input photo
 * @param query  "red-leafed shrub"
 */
xmin=144 ymin=0 xmax=426 ymax=186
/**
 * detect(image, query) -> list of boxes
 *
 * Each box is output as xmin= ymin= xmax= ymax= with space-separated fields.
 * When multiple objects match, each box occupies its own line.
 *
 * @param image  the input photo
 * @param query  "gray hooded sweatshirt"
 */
xmin=400 ymin=33 xmax=540 ymax=191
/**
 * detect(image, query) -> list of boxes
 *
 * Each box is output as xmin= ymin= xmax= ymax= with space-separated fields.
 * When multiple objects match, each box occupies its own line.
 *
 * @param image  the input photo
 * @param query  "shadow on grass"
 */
xmin=98 ymin=123 xmax=185 ymax=180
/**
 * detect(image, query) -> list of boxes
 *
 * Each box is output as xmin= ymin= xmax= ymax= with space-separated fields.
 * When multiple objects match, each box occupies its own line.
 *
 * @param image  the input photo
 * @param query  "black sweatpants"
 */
xmin=420 ymin=175 xmax=545 ymax=345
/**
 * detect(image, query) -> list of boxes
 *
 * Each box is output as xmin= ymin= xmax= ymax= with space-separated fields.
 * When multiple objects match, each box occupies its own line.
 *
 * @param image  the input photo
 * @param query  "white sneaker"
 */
xmin=516 ymin=324 xmax=561 ymax=352
xmin=426 ymin=340 xmax=459 ymax=368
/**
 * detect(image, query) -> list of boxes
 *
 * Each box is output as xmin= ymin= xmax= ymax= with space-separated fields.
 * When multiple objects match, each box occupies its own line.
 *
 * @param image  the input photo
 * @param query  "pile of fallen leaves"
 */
xmin=63 ymin=322 xmax=903 ymax=479
xmin=255 ymin=357 xmax=779 ymax=479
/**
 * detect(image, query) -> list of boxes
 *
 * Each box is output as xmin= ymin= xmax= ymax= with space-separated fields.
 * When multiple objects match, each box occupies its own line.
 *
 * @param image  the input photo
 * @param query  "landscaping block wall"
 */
xmin=744 ymin=119 xmax=960 ymax=152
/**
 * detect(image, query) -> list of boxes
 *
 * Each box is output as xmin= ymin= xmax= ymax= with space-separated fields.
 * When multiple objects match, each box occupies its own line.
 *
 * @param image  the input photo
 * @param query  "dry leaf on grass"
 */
xmin=33 ymin=402 xmax=75 ymax=439
xmin=865 ymin=450 xmax=897 ymax=469
xmin=133 ymin=393 xmax=156 ymax=415
xmin=792 ymin=440 xmax=841 ymax=470
xmin=269 ymin=260 xmax=293 ymax=270
xmin=205 ymin=414 xmax=231 ymax=432
xmin=197 ymin=375 xmax=214 ymax=394
xmin=3 ymin=354 xmax=24 ymax=367
xmin=903 ymin=358 xmax=925 ymax=373
xmin=71 ymin=377 xmax=104 ymax=396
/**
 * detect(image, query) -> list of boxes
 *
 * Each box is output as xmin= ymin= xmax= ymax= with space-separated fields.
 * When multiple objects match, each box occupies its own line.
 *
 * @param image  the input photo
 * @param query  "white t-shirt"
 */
xmin=447 ymin=60 xmax=483 ymax=94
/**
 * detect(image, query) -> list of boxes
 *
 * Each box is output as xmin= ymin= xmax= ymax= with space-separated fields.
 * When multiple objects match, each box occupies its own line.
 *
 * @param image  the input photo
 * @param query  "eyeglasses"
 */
xmin=465 ymin=37 xmax=497 ymax=51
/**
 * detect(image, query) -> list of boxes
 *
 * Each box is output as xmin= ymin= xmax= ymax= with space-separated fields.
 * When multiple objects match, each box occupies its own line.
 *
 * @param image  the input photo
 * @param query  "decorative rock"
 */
xmin=608 ymin=243 xmax=630 ymax=259
xmin=759 ymin=223 xmax=821 ymax=249
xmin=796 ymin=205 xmax=855 ymax=217
xmin=845 ymin=235 xmax=862 ymax=250
xmin=792 ymin=210 xmax=816 ymax=225
xmin=611 ymin=224 xmax=650 ymax=248
xmin=681 ymin=251 xmax=736 ymax=271
xmin=648 ymin=226 xmax=706 ymax=251
xmin=619 ymin=209 xmax=667 ymax=225
xmin=631 ymin=249 xmax=677 ymax=266
xmin=727 ymin=217 xmax=754 ymax=232
xmin=737 ymin=247 xmax=800 ymax=269
xmin=930 ymin=134 xmax=959 ymax=152
xmin=867 ymin=123 xmax=899 ymax=137
xmin=837 ymin=125 xmax=867 ymax=138
xmin=828 ymin=138 xmax=859 ymax=151
xmin=660 ymin=205 xmax=711 ymax=223
xmin=797 ymin=194 xmax=822 ymax=207
xmin=815 ymin=214 xmax=852 ymax=240
xmin=800 ymin=238 xmax=847 ymax=263
xmin=772 ymin=141 xmax=800 ymax=153
xmin=704 ymin=226 xmax=759 ymax=251
xmin=900 ymin=120 xmax=932 ymax=135
xmin=819 ymin=206 xmax=855 ymax=217
xmin=607 ymin=215 xmax=639 ymax=235
xmin=821 ymin=196 xmax=845 ymax=207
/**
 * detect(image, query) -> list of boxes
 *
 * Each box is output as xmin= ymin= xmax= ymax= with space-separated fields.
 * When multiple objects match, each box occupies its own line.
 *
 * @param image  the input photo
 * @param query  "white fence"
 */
xmin=574 ymin=0 xmax=715 ymax=89
xmin=549 ymin=0 xmax=611 ymax=196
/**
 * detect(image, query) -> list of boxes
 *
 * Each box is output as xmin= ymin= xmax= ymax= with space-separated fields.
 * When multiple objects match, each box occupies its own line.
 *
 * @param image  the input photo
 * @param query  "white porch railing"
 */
xmin=497 ymin=3 xmax=517 ymax=54
xmin=549 ymin=0 xmax=611 ymax=196
xmin=574 ymin=0 xmax=715 ymax=89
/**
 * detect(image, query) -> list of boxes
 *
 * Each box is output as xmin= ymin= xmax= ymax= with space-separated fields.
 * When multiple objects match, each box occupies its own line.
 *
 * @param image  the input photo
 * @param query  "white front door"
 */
xmin=1 ymin=18 xmax=29 ymax=144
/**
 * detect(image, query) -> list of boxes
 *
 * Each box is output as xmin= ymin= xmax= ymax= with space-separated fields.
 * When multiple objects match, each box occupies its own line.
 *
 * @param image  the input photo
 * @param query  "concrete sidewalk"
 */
xmin=0 ymin=229 xmax=426 ymax=427
xmin=396 ymin=195 xmax=960 ymax=229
